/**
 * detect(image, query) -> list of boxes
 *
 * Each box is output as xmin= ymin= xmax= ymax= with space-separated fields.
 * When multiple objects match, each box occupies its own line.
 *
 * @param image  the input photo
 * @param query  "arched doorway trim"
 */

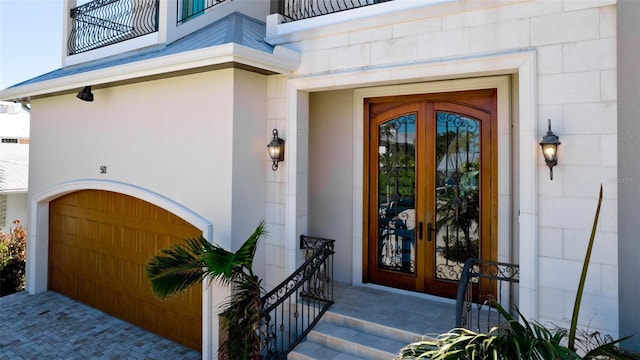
xmin=27 ymin=179 xmax=215 ymax=358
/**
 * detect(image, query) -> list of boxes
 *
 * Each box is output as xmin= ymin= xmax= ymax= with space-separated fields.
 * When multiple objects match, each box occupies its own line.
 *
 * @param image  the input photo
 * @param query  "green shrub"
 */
xmin=397 ymin=186 xmax=640 ymax=360
xmin=0 ymin=220 xmax=26 ymax=296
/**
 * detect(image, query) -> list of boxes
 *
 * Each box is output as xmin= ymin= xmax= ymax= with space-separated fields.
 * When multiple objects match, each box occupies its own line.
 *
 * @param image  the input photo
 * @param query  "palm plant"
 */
xmin=146 ymin=220 xmax=268 ymax=360
xmin=397 ymin=185 xmax=640 ymax=360
xmin=398 ymin=304 xmax=638 ymax=360
xmin=397 ymin=306 xmax=581 ymax=360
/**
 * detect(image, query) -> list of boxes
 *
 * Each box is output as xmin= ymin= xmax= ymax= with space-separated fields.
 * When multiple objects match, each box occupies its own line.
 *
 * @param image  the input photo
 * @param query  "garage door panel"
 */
xmin=56 ymin=202 xmax=182 ymax=239
xmin=49 ymin=190 xmax=202 ymax=351
xmin=51 ymin=211 xmax=79 ymax=238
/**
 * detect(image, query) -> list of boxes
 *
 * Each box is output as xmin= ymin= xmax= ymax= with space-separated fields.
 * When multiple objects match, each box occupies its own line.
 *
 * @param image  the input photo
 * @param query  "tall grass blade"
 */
xmin=568 ymin=184 xmax=603 ymax=350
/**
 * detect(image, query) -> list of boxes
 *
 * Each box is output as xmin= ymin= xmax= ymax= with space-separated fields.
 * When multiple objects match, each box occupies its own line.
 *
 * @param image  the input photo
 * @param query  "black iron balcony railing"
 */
xmin=260 ymin=235 xmax=335 ymax=359
xmin=177 ymin=0 xmax=229 ymax=25
xmin=277 ymin=0 xmax=392 ymax=23
xmin=68 ymin=0 xmax=159 ymax=55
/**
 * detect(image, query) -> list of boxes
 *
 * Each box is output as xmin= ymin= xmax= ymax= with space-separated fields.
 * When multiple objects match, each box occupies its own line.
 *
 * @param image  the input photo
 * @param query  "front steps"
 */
xmin=288 ymin=309 xmax=425 ymax=360
xmin=287 ymin=282 xmax=457 ymax=360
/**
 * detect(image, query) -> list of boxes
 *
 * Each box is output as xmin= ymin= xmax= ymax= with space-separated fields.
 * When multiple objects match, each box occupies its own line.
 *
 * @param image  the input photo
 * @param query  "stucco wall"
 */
xmin=29 ymin=69 xmax=238 ymax=243
xmin=268 ymin=0 xmax=619 ymax=337
xmin=4 ymin=192 xmax=27 ymax=228
xmin=231 ymin=69 xmax=268 ymax=278
xmin=28 ymin=67 xmax=268 ymax=358
xmin=29 ymin=66 xmax=270 ymax=257
xmin=309 ymin=90 xmax=354 ymax=284
xmin=27 ymin=67 xmax=271 ymax=274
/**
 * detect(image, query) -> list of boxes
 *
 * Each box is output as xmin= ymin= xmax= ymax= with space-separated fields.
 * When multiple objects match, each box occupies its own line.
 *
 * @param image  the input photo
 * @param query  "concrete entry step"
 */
xmin=288 ymin=282 xmax=456 ymax=360
xmin=289 ymin=312 xmax=421 ymax=360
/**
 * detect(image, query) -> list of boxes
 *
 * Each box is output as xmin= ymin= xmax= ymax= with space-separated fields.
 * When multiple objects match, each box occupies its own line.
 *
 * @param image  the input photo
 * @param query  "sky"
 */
xmin=0 ymin=0 xmax=63 ymax=90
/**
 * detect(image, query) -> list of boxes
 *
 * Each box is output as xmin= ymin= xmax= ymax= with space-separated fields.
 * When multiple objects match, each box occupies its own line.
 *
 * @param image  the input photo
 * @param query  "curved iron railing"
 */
xmin=68 ymin=0 xmax=159 ymax=55
xmin=260 ymin=235 xmax=335 ymax=359
xmin=455 ymin=258 xmax=520 ymax=333
xmin=277 ymin=0 xmax=392 ymax=23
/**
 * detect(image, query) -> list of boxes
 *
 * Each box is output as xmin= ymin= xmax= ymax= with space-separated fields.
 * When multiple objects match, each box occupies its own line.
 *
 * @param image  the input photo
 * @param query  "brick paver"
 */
xmin=0 ymin=291 xmax=200 ymax=359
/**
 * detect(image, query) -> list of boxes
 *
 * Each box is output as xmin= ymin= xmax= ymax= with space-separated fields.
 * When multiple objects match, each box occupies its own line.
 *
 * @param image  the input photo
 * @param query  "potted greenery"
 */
xmin=146 ymin=221 xmax=267 ymax=360
xmin=397 ymin=186 xmax=640 ymax=360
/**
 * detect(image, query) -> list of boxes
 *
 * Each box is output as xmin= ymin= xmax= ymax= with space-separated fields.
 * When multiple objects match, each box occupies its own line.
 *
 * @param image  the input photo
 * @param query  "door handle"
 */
xmin=418 ymin=221 xmax=423 ymax=240
xmin=427 ymin=222 xmax=437 ymax=241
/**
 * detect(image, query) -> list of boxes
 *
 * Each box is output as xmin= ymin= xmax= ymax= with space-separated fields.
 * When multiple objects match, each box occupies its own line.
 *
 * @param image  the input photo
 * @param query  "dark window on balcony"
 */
xmin=177 ymin=0 xmax=228 ymax=25
xmin=180 ymin=0 xmax=204 ymax=23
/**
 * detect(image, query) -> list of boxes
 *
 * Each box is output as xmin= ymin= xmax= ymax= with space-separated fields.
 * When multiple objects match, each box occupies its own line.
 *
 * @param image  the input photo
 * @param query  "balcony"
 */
xmin=276 ymin=0 xmax=392 ymax=23
xmin=68 ymin=0 xmax=160 ymax=55
xmin=67 ymin=0 xmax=391 ymax=56
xmin=67 ymin=0 xmax=268 ymax=64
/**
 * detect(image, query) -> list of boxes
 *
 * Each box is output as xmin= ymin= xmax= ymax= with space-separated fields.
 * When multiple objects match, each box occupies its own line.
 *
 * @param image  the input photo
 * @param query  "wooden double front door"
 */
xmin=364 ymin=89 xmax=498 ymax=299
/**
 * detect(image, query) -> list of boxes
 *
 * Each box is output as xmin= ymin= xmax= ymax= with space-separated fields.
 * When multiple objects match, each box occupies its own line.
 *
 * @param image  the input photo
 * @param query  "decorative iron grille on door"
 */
xmin=377 ymin=113 xmax=417 ymax=274
xmin=434 ymin=112 xmax=481 ymax=281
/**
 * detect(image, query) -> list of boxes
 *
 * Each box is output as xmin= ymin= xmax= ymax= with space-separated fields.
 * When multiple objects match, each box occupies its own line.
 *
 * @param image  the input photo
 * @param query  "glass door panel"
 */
xmin=434 ymin=112 xmax=481 ymax=281
xmin=377 ymin=113 xmax=416 ymax=274
xmin=365 ymin=90 xmax=496 ymax=298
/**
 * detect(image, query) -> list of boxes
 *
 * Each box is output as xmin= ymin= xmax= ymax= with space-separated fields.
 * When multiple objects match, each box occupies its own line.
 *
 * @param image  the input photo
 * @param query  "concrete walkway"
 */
xmin=0 ymin=291 xmax=200 ymax=359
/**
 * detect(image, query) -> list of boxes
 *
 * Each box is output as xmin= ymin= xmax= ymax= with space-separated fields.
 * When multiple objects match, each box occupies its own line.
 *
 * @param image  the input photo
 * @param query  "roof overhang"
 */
xmin=0 ymin=43 xmax=300 ymax=102
xmin=0 ymin=188 xmax=28 ymax=195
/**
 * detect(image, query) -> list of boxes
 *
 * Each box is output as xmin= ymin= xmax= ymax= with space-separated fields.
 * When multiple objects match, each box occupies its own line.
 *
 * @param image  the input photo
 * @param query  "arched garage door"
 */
xmin=49 ymin=190 xmax=202 ymax=351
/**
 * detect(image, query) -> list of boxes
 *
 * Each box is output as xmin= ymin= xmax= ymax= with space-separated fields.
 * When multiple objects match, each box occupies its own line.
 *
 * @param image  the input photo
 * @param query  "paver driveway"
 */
xmin=0 ymin=291 xmax=200 ymax=359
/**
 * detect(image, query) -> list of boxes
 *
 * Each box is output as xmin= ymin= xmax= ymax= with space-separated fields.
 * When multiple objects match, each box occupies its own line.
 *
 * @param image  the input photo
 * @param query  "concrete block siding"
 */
xmin=265 ymin=0 xmax=619 ymax=338
xmin=265 ymin=75 xmax=289 ymax=291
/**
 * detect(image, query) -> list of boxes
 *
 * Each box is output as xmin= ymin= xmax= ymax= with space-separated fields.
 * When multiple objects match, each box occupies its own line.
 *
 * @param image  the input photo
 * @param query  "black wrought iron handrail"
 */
xmin=260 ymin=235 xmax=335 ymax=359
xmin=176 ymin=0 xmax=229 ymax=25
xmin=455 ymin=258 xmax=520 ymax=332
xmin=68 ymin=0 xmax=159 ymax=55
xmin=277 ymin=0 xmax=392 ymax=23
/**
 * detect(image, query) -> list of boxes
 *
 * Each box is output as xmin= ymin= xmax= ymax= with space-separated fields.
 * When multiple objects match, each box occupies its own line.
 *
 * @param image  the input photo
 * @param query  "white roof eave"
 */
xmin=0 ymin=188 xmax=28 ymax=195
xmin=0 ymin=44 xmax=300 ymax=101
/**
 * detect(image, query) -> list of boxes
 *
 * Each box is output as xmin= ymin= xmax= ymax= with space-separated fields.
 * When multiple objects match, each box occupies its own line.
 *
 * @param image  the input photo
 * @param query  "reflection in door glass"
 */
xmin=435 ymin=112 xmax=480 ymax=281
xmin=377 ymin=113 xmax=416 ymax=274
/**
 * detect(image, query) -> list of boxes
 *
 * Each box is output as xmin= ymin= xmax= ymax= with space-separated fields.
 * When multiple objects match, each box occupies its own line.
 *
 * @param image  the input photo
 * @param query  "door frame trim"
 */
xmin=286 ymin=49 xmax=538 ymax=321
xmin=363 ymin=94 xmax=498 ymax=295
xmin=358 ymin=77 xmax=510 ymax=295
xmin=28 ymin=179 xmax=215 ymax=359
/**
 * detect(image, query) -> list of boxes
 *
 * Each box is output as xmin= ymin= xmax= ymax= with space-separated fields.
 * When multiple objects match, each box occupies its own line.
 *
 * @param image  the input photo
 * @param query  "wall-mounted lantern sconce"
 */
xmin=539 ymin=119 xmax=561 ymax=180
xmin=76 ymin=86 xmax=94 ymax=102
xmin=267 ymin=128 xmax=285 ymax=171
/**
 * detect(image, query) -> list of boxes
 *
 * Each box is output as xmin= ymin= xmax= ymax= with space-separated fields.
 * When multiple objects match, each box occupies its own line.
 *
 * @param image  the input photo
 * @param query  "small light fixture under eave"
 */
xmin=76 ymin=86 xmax=94 ymax=102
xmin=267 ymin=128 xmax=285 ymax=171
xmin=539 ymin=119 xmax=561 ymax=180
